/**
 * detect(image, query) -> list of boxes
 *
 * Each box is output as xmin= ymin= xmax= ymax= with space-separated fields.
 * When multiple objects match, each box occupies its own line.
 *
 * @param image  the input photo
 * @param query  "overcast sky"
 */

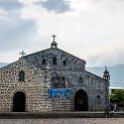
xmin=0 ymin=0 xmax=124 ymax=67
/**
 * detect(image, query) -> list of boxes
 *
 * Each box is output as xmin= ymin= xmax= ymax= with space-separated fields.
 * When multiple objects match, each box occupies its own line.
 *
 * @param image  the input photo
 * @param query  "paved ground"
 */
xmin=1 ymin=118 xmax=124 ymax=124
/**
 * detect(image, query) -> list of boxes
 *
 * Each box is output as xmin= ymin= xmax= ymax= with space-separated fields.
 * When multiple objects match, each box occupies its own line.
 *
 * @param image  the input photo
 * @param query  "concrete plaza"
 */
xmin=0 ymin=118 xmax=124 ymax=124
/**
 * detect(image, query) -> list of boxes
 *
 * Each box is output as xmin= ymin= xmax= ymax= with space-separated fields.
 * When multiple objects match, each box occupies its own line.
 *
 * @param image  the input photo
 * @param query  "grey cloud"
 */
xmin=87 ymin=48 xmax=124 ymax=66
xmin=39 ymin=0 xmax=70 ymax=13
xmin=0 ymin=0 xmax=23 ymax=10
xmin=0 ymin=19 xmax=35 ymax=52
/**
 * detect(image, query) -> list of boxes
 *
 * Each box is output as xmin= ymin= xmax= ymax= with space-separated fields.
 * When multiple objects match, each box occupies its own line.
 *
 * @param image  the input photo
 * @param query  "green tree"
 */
xmin=110 ymin=89 xmax=124 ymax=107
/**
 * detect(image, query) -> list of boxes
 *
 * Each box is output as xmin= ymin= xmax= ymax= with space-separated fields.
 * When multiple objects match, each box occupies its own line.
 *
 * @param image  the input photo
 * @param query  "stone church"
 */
xmin=0 ymin=35 xmax=110 ymax=112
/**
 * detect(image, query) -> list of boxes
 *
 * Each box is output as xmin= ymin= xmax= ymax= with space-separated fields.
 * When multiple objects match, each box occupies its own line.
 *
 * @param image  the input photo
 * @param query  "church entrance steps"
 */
xmin=0 ymin=112 xmax=124 ymax=119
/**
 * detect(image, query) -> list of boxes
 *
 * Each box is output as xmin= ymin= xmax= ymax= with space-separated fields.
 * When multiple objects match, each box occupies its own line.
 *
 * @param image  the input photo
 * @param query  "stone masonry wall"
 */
xmin=52 ymin=98 xmax=72 ymax=112
xmin=24 ymin=48 xmax=86 ymax=71
xmin=0 ymin=46 xmax=109 ymax=112
xmin=49 ymin=69 xmax=108 ymax=112
xmin=24 ymin=47 xmax=109 ymax=111
xmin=85 ymin=71 xmax=109 ymax=111
xmin=0 ymin=58 xmax=52 ymax=112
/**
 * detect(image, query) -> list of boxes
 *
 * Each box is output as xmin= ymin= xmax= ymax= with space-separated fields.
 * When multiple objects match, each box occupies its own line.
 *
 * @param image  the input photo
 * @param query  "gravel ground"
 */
xmin=0 ymin=118 xmax=124 ymax=124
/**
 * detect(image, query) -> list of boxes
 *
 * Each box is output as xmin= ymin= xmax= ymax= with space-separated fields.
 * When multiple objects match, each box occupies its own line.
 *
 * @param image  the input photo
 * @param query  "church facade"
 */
xmin=0 ymin=36 xmax=110 ymax=112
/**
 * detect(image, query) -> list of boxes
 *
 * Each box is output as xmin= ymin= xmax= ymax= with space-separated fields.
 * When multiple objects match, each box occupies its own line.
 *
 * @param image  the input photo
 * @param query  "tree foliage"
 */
xmin=110 ymin=89 xmax=124 ymax=107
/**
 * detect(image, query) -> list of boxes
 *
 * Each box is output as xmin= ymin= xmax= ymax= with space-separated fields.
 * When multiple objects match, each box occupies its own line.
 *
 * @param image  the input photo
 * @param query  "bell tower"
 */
xmin=103 ymin=65 xmax=110 ymax=111
xmin=103 ymin=66 xmax=110 ymax=81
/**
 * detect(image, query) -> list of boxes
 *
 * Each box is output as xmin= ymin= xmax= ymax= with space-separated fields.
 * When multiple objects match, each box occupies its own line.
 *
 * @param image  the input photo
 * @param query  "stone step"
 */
xmin=0 ymin=112 xmax=123 ymax=119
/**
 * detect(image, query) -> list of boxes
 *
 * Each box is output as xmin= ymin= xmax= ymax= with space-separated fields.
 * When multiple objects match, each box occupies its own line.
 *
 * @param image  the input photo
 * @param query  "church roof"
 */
xmin=24 ymin=47 xmax=86 ymax=63
xmin=23 ymin=35 xmax=86 ymax=68
xmin=21 ymin=34 xmax=87 ymax=71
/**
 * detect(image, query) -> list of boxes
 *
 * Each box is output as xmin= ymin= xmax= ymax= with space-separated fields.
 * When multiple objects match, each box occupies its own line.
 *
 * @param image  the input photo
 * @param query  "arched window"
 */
xmin=19 ymin=71 xmax=25 ymax=81
xmin=53 ymin=57 xmax=57 ymax=65
xmin=51 ymin=76 xmax=66 ymax=88
xmin=42 ymin=58 xmax=46 ymax=65
xmin=61 ymin=77 xmax=66 ymax=88
xmin=63 ymin=60 xmax=66 ymax=66
xmin=51 ymin=77 xmax=60 ymax=88
xmin=79 ymin=77 xmax=83 ymax=84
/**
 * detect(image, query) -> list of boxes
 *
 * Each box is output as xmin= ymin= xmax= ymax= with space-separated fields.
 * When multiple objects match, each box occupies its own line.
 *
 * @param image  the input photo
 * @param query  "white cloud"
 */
xmin=0 ymin=49 xmax=21 ymax=63
xmin=0 ymin=9 xmax=9 ymax=20
xmin=87 ymin=38 xmax=124 ymax=66
xmin=18 ymin=0 xmax=46 ymax=5
xmin=17 ymin=0 xmax=124 ymax=66
xmin=1 ymin=0 xmax=124 ymax=66
xmin=69 ymin=0 xmax=93 ymax=12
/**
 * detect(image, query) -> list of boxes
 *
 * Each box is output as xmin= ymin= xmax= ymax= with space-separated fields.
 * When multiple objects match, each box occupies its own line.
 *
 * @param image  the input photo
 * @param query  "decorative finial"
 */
xmin=20 ymin=50 xmax=26 ymax=58
xmin=51 ymin=34 xmax=58 ymax=48
xmin=105 ymin=65 xmax=107 ymax=71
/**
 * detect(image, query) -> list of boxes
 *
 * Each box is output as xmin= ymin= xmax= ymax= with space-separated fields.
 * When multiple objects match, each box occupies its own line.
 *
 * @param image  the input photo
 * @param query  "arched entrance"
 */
xmin=13 ymin=91 xmax=26 ymax=112
xmin=74 ymin=90 xmax=88 ymax=111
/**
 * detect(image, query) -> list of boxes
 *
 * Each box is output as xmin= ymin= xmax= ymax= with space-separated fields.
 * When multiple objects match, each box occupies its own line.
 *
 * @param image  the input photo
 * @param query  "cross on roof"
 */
xmin=51 ymin=34 xmax=58 ymax=48
xmin=52 ymin=34 xmax=56 ymax=42
xmin=20 ymin=50 xmax=26 ymax=58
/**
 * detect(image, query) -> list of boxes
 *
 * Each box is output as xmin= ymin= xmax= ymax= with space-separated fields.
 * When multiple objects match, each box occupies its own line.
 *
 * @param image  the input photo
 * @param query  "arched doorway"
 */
xmin=13 ymin=91 xmax=26 ymax=112
xmin=74 ymin=90 xmax=88 ymax=111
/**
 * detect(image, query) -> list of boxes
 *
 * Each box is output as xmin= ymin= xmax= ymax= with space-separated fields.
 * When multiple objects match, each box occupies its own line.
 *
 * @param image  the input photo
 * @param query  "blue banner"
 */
xmin=48 ymin=88 xmax=71 ymax=99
